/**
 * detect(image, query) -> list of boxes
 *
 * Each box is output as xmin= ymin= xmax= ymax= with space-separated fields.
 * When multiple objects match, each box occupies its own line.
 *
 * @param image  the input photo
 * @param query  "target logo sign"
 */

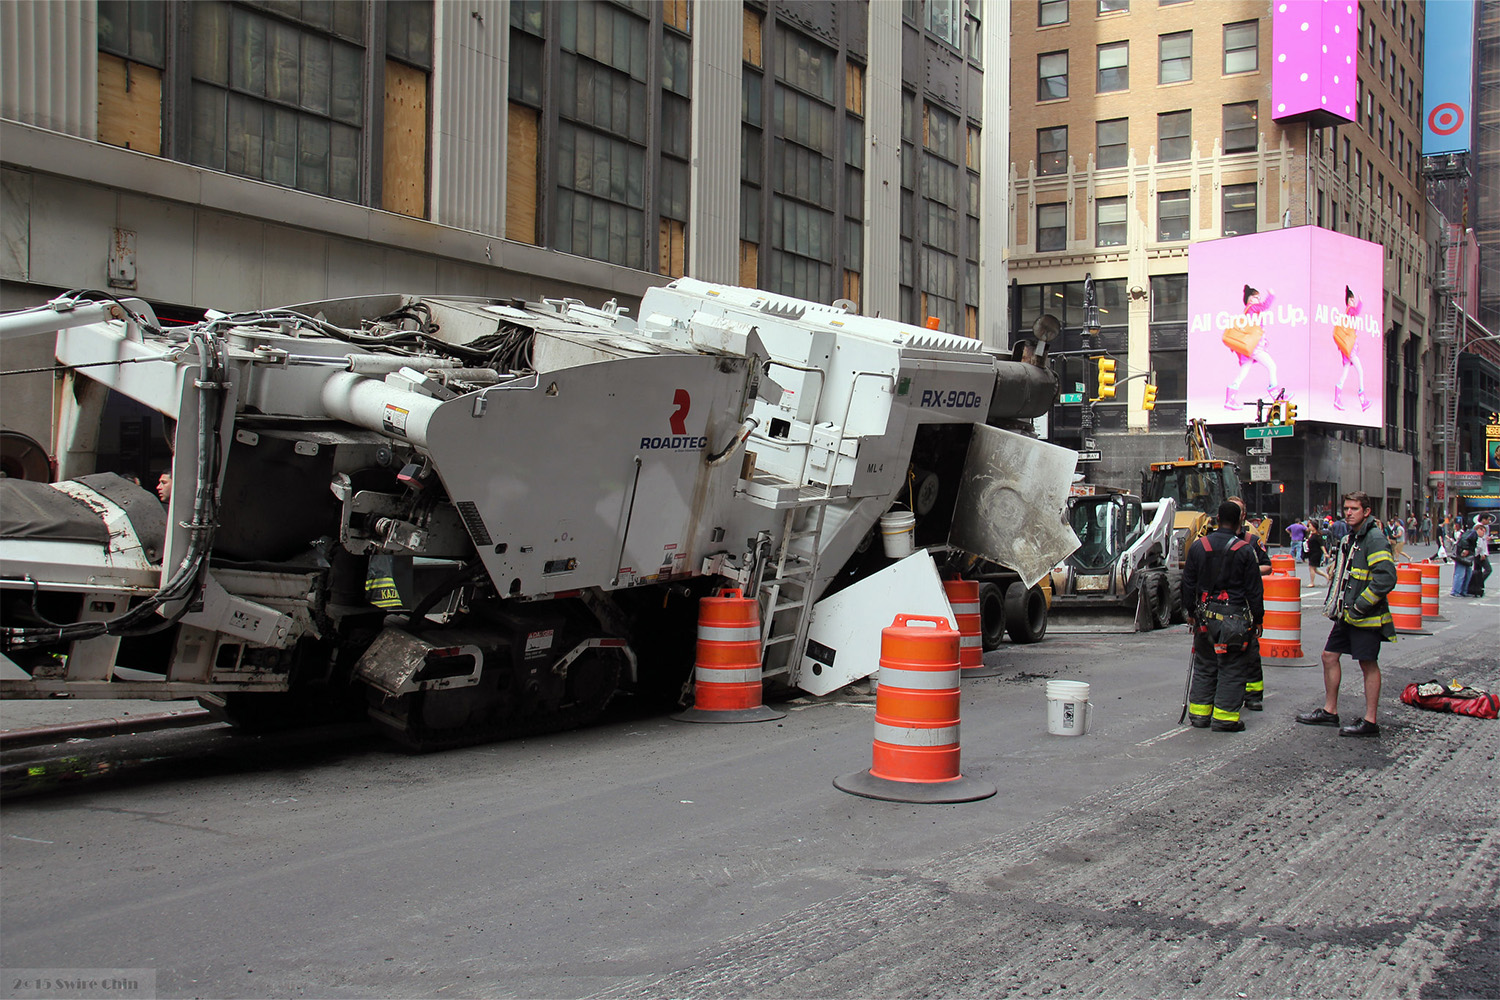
xmin=1428 ymin=103 xmax=1465 ymax=137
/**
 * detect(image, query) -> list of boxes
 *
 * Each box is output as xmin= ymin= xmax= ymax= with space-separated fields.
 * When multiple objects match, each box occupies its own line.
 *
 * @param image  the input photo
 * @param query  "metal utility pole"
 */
xmin=1082 ymin=273 xmax=1100 ymax=454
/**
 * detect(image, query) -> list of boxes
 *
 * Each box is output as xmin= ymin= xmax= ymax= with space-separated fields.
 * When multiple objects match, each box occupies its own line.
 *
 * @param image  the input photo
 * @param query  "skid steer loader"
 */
xmin=1045 ymin=491 xmax=1179 ymax=634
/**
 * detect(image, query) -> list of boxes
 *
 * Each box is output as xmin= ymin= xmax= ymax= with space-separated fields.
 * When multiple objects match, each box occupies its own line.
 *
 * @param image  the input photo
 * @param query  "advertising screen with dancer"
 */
xmin=1186 ymin=228 xmax=1383 ymax=426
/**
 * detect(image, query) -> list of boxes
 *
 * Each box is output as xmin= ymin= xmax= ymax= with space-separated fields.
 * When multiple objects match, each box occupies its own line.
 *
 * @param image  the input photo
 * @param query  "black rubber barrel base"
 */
xmin=960 ymin=665 xmax=1005 ymax=679
xmin=672 ymin=705 xmax=786 ymax=724
xmin=833 ymin=769 xmax=996 ymax=803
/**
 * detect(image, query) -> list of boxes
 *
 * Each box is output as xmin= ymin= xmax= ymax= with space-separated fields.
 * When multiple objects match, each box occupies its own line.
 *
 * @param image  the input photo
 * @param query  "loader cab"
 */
xmin=1067 ymin=494 xmax=1144 ymax=571
xmin=1143 ymin=460 xmax=1241 ymax=516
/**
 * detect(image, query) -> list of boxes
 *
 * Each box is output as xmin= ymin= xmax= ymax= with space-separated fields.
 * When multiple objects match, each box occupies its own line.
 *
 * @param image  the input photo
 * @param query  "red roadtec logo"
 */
xmin=1428 ymin=103 xmax=1464 ymax=137
xmin=641 ymin=388 xmax=707 ymax=451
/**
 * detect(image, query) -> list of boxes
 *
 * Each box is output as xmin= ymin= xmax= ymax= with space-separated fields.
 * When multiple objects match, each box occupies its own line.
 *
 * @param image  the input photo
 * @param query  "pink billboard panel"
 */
xmin=1186 ymin=228 xmax=1383 ymax=428
xmin=1271 ymin=1 xmax=1357 ymax=127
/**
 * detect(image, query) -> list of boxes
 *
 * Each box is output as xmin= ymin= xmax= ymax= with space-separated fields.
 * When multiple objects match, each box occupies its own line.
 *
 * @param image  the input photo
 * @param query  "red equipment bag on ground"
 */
xmin=1400 ymin=682 xmax=1500 ymax=720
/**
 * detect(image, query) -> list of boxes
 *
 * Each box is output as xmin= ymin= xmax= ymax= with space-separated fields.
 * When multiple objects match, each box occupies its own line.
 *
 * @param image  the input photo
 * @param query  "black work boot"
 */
xmin=1210 ymin=719 xmax=1246 ymax=732
xmin=1243 ymin=696 xmax=1264 ymax=711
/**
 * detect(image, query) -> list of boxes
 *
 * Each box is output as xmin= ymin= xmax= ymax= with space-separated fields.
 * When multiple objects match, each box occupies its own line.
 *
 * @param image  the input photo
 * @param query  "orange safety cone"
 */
xmin=1260 ymin=572 xmax=1307 ymax=661
xmin=1418 ymin=560 xmax=1445 ymax=621
xmin=834 ymin=614 xmax=996 ymax=803
xmin=942 ymin=579 xmax=999 ymax=678
xmin=1390 ymin=564 xmax=1430 ymax=635
xmin=1271 ymin=554 xmax=1297 ymax=576
xmin=673 ymin=589 xmax=786 ymax=723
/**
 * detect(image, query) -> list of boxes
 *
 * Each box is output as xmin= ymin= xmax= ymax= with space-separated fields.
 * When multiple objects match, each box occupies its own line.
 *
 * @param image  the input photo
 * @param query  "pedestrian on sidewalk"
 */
xmin=1468 ymin=523 xmax=1491 ymax=597
xmin=1287 ymin=518 xmax=1307 ymax=562
xmin=1385 ymin=516 xmax=1405 ymax=561
xmin=1451 ymin=523 xmax=1480 ymax=597
xmin=1305 ymin=521 xmax=1327 ymax=585
xmin=1182 ymin=501 xmax=1264 ymax=732
xmin=1296 ymin=491 xmax=1396 ymax=738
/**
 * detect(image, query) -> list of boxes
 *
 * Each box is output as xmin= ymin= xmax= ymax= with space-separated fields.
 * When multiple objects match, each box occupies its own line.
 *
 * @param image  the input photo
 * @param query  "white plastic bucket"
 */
xmin=1046 ymin=679 xmax=1092 ymax=736
xmin=880 ymin=511 xmax=917 ymax=558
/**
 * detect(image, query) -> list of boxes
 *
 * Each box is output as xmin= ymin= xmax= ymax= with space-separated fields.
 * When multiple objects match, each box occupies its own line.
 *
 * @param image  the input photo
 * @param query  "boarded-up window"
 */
xmin=966 ymin=125 xmax=980 ymax=170
xmin=507 ymin=103 xmax=540 ymax=244
xmin=382 ymin=60 xmax=428 ymax=217
xmin=966 ymin=305 xmax=978 ymax=339
xmin=660 ymin=218 xmax=687 ymax=277
xmin=843 ymin=270 xmax=861 ymax=311
xmin=846 ymin=62 xmax=864 ymax=116
xmin=743 ymin=8 xmax=763 ymax=67
xmin=740 ymin=240 xmax=759 ymax=287
xmin=98 ymin=53 xmax=163 ymax=155
xmin=663 ymin=0 xmax=691 ymax=33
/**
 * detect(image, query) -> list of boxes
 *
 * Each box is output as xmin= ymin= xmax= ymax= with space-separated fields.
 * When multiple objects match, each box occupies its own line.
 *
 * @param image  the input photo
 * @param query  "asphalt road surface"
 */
xmin=2 ymin=578 xmax=1496 ymax=1000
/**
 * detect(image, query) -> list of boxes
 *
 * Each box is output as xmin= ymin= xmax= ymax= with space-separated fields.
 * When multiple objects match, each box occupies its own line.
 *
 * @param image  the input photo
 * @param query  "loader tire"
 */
xmin=1149 ymin=572 xmax=1173 ymax=630
xmin=1004 ymin=582 xmax=1048 ymax=644
xmin=978 ymin=582 xmax=1007 ymax=651
xmin=1166 ymin=566 xmax=1187 ymax=624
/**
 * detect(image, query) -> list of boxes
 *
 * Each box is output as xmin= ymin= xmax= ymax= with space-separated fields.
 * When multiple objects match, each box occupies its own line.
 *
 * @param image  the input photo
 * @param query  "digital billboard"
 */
xmin=1185 ymin=227 xmax=1383 ymax=427
xmin=1271 ymin=1 xmax=1357 ymax=127
xmin=1422 ymin=0 xmax=1476 ymax=155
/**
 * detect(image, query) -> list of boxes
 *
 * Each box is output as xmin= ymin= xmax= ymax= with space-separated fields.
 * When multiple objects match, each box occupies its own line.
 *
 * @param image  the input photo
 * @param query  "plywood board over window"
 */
xmin=507 ymin=103 xmax=539 ymax=245
xmin=740 ymin=240 xmax=759 ymax=286
xmin=663 ymin=0 xmax=690 ymax=32
xmin=660 ymin=218 xmax=687 ymax=277
xmin=846 ymin=62 xmax=864 ymax=116
xmin=98 ymin=53 xmax=162 ymax=155
xmin=744 ymin=8 xmax=763 ymax=66
xmin=383 ymin=60 xmax=428 ymax=218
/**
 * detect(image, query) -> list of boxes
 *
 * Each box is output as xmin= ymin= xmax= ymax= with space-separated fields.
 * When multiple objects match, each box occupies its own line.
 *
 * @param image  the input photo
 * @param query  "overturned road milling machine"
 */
xmin=0 ymin=279 xmax=1077 ymax=748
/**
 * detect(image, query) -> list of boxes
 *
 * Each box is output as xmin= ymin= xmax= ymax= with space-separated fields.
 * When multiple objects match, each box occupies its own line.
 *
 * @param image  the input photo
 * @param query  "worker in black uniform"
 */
xmin=1228 ymin=497 xmax=1272 ymax=711
xmin=1181 ymin=500 xmax=1265 ymax=731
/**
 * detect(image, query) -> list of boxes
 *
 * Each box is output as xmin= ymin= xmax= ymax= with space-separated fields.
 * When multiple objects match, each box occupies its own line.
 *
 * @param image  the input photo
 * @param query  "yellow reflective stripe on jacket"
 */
xmin=1350 ymin=567 xmax=1372 ymax=580
xmin=1366 ymin=550 xmax=1394 ymax=565
xmin=1358 ymin=587 xmax=1379 ymax=605
xmin=1344 ymin=610 xmax=1393 ymax=628
xmin=1213 ymin=707 xmax=1241 ymax=722
xmin=1188 ymin=702 xmax=1213 ymax=717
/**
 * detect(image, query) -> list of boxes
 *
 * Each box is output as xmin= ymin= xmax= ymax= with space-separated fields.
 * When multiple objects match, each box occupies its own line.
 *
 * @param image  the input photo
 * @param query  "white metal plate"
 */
xmin=793 ymin=550 xmax=953 ymax=696
xmin=1076 ymin=575 xmax=1110 ymax=592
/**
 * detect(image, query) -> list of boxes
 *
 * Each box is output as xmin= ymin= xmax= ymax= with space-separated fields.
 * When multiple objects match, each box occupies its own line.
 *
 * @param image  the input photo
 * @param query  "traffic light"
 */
xmin=1284 ymin=402 xmax=1298 ymax=424
xmin=1096 ymin=358 xmax=1117 ymax=399
xmin=1142 ymin=382 xmax=1158 ymax=411
xmin=1267 ymin=402 xmax=1284 ymax=426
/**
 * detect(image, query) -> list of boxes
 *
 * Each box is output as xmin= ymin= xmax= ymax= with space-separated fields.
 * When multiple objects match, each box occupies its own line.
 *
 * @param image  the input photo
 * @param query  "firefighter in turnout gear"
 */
xmin=1228 ymin=497 xmax=1272 ymax=711
xmin=1295 ymin=491 xmax=1398 ymax=737
xmin=1181 ymin=501 xmax=1266 ymax=731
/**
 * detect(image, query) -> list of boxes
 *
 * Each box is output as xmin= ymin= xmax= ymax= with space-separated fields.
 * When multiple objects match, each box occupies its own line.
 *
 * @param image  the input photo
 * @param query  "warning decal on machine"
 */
xmin=524 ymin=629 xmax=555 ymax=659
xmin=383 ymin=404 xmax=410 ymax=437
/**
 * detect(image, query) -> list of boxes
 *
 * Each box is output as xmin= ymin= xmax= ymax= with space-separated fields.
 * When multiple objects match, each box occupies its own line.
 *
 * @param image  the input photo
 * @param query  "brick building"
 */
xmin=1008 ymin=0 xmax=1432 ymax=525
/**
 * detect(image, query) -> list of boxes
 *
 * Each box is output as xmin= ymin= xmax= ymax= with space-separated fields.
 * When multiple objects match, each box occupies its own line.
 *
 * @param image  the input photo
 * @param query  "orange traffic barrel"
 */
xmin=674 ymin=589 xmax=785 ymax=723
xmin=1260 ymin=572 xmax=1304 ymax=659
xmin=1418 ymin=561 xmax=1444 ymax=620
xmin=1390 ymin=565 xmax=1428 ymax=635
xmin=942 ymin=579 xmax=984 ymax=675
xmin=835 ymin=614 xmax=995 ymax=803
xmin=1271 ymin=554 xmax=1296 ymax=576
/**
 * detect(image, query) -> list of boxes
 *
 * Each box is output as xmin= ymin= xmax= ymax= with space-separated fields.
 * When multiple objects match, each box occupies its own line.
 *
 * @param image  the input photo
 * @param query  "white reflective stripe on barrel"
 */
xmin=873 ymin=722 xmax=960 ymax=747
xmin=1395 ymin=582 xmax=1421 ymax=592
xmin=696 ymin=666 xmax=762 ymax=683
xmin=1261 ymin=629 xmax=1301 ymax=640
xmin=878 ymin=667 xmax=961 ymax=690
xmin=960 ymin=635 xmax=981 ymax=648
xmin=1265 ymin=599 xmax=1300 ymax=612
xmin=949 ymin=601 xmax=979 ymax=614
xmin=697 ymin=623 xmax=763 ymax=642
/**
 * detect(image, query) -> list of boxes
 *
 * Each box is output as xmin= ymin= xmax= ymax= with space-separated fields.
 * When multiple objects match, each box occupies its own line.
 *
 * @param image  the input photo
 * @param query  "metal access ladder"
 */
xmin=756 ymin=503 xmax=829 ymax=680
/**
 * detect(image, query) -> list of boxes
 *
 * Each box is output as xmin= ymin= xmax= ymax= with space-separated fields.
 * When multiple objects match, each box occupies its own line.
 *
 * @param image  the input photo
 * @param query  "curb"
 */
xmin=0 ymin=708 xmax=214 ymax=748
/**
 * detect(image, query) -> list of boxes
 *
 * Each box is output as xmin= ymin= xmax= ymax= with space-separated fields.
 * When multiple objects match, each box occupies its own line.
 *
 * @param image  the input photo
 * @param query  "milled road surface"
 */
xmin=1 ymin=578 xmax=1496 ymax=1000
